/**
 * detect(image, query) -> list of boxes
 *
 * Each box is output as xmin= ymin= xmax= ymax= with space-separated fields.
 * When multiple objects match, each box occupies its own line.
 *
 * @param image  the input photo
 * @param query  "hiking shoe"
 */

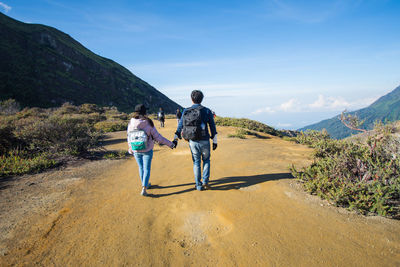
xmin=196 ymin=185 xmax=203 ymax=191
xmin=141 ymin=187 xmax=148 ymax=196
xmin=203 ymin=184 xmax=210 ymax=190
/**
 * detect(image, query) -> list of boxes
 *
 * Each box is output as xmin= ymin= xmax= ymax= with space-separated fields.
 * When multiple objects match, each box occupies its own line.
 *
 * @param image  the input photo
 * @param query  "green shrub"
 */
xmin=54 ymin=102 xmax=79 ymax=115
xmin=228 ymin=128 xmax=248 ymax=139
xmin=282 ymin=136 xmax=295 ymax=142
xmin=79 ymin=103 xmax=102 ymax=114
xmin=291 ymin=125 xmax=400 ymax=218
xmin=107 ymin=113 xmax=128 ymax=120
xmin=0 ymin=99 xmax=20 ymax=115
xmin=0 ymin=103 xmax=129 ymax=176
xmin=227 ymin=128 xmax=270 ymax=139
xmin=84 ymin=113 xmax=106 ymax=124
xmin=102 ymin=150 xmax=128 ymax=159
xmin=215 ymin=116 xmax=281 ymax=136
xmin=0 ymin=150 xmax=58 ymax=177
xmin=62 ymin=113 xmax=106 ymax=124
xmin=15 ymin=115 xmax=101 ymax=155
xmin=0 ymin=118 xmax=18 ymax=155
xmin=94 ymin=120 xmax=128 ymax=133
xmin=17 ymin=107 xmax=49 ymax=118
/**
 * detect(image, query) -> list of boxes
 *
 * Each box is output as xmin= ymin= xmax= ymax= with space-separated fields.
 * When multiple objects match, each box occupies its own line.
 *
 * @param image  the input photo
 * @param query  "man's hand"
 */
xmin=212 ymin=134 xmax=218 ymax=150
xmin=172 ymin=140 xmax=178 ymax=149
xmin=174 ymin=132 xmax=182 ymax=140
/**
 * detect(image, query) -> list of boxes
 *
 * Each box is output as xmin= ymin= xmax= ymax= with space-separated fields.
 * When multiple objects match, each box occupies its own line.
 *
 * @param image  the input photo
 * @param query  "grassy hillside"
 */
xmin=299 ymin=85 xmax=400 ymax=139
xmin=0 ymin=13 xmax=181 ymax=113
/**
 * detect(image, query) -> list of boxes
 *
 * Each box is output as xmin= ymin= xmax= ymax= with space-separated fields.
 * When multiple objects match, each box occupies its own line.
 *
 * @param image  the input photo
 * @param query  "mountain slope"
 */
xmin=0 ymin=13 xmax=181 ymax=113
xmin=299 ymin=85 xmax=400 ymax=139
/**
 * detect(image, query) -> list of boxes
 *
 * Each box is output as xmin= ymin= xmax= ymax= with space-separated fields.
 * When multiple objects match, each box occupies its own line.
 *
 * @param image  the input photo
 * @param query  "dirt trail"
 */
xmin=1 ymin=119 xmax=400 ymax=266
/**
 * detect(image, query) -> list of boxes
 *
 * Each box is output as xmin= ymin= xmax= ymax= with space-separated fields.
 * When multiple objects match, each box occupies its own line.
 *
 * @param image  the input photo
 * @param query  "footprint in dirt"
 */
xmin=181 ymin=210 xmax=233 ymax=245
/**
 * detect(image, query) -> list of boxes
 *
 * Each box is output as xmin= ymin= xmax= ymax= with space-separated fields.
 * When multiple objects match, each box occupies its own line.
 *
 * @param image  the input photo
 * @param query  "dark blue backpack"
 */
xmin=182 ymin=106 xmax=203 ymax=141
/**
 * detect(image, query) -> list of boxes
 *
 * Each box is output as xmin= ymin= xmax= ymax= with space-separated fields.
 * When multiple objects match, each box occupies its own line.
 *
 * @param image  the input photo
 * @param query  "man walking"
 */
xmin=174 ymin=90 xmax=217 ymax=191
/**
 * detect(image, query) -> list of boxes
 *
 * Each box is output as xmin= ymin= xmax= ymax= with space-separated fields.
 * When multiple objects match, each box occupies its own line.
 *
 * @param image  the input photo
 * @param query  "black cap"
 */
xmin=134 ymin=104 xmax=147 ymax=115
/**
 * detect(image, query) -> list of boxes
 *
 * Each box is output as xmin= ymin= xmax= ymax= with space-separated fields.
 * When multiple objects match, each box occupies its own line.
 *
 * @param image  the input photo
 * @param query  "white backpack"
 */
xmin=128 ymin=129 xmax=148 ymax=151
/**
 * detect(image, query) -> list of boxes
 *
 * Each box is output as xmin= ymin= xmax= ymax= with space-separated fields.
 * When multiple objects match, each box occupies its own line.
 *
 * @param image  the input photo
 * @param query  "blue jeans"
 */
xmin=189 ymin=140 xmax=210 ymax=188
xmin=133 ymin=150 xmax=153 ymax=188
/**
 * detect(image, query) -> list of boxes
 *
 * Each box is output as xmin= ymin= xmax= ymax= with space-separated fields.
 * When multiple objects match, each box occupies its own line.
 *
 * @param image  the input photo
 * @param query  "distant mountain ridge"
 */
xmin=0 ymin=13 xmax=181 ymax=113
xmin=299 ymin=85 xmax=400 ymax=139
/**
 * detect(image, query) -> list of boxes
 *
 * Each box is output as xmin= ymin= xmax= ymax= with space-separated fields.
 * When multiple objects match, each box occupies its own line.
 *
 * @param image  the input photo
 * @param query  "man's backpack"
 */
xmin=128 ymin=129 xmax=148 ymax=151
xmin=182 ymin=106 xmax=203 ymax=141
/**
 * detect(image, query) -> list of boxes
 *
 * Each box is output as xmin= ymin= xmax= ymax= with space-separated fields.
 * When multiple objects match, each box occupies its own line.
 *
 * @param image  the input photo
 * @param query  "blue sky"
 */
xmin=2 ymin=0 xmax=400 ymax=129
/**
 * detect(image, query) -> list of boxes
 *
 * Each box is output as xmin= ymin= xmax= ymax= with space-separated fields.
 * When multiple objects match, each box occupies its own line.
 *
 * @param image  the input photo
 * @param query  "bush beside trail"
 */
xmin=290 ymin=124 xmax=400 ymax=219
xmin=0 ymin=100 xmax=133 ymax=177
xmin=214 ymin=116 xmax=282 ymax=136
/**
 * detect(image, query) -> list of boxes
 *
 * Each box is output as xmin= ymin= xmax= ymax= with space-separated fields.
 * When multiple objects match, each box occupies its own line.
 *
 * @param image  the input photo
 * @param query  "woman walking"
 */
xmin=127 ymin=104 xmax=177 ymax=196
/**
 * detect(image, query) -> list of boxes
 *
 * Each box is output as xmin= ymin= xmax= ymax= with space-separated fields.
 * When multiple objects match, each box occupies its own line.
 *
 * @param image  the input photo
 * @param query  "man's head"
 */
xmin=191 ymin=90 xmax=204 ymax=104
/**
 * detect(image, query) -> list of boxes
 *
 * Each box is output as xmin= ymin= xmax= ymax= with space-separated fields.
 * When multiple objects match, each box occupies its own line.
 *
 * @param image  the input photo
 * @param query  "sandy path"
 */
xmin=1 ymin=119 xmax=400 ymax=266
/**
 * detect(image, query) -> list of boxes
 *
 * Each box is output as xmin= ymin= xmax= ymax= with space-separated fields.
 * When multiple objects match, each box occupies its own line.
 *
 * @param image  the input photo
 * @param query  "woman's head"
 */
xmin=133 ymin=104 xmax=154 ymax=127
xmin=134 ymin=104 xmax=147 ymax=115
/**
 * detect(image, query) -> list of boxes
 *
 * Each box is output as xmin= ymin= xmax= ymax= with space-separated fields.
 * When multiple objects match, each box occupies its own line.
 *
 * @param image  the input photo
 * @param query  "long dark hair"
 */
xmin=133 ymin=112 xmax=154 ymax=128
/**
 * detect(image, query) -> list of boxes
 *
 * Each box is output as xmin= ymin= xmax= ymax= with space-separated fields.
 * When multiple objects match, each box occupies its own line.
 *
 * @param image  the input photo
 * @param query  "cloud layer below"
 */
xmin=252 ymin=95 xmax=378 ymax=115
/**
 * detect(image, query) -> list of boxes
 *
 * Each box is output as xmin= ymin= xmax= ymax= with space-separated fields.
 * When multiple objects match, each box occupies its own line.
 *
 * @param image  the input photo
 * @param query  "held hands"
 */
xmin=171 ymin=133 xmax=180 ymax=149
xmin=172 ymin=140 xmax=178 ymax=149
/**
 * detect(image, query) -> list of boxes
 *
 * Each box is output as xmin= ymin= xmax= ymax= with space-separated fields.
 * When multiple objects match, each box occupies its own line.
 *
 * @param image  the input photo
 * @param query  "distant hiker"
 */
xmin=212 ymin=111 xmax=216 ymax=119
xmin=127 ymin=104 xmax=177 ymax=196
xmin=158 ymin=107 xmax=165 ymax=127
xmin=176 ymin=108 xmax=182 ymax=123
xmin=174 ymin=90 xmax=217 ymax=191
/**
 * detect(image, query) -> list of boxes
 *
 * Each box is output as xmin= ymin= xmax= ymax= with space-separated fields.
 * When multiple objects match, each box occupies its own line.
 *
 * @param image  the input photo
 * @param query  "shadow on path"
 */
xmin=148 ymin=173 xmax=293 ymax=198
xmin=209 ymin=173 xmax=293 ymax=190
xmin=0 ymin=176 xmax=14 ymax=190
xmin=101 ymin=138 xmax=126 ymax=146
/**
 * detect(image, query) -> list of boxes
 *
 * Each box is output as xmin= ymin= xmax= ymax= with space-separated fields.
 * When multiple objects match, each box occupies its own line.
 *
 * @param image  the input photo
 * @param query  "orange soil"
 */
xmin=1 ymin=119 xmax=399 ymax=266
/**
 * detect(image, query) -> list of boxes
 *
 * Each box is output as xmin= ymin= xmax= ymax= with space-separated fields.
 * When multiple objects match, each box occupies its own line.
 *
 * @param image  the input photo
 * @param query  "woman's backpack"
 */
xmin=128 ymin=129 xmax=148 ymax=151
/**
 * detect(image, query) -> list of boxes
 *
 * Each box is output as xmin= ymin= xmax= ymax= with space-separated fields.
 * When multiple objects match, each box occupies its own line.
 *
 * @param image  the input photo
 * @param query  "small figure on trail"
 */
xmin=127 ymin=104 xmax=177 ymax=196
xmin=158 ymin=107 xmax=165 ymax=127
xmin=176 ymin=108 xmax=182 ymax=124
xmin=212 ymin=111 xmax=216 ymax=119
xmin=174 ymin=90 xmax=218 ymax=191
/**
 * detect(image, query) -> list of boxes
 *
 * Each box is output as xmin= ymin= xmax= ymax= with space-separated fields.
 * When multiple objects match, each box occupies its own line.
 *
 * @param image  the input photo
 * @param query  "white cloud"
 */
xmin=308 ymin=94 xmax=377 ymax=111
xmin=0 ymin=2 xmax=11 ymax=13
xmin=252 ymin=106 xmax=276 ymax=115
xmin=252 ymin=94 xmax=377 ymax=115
xmin=252 ymin=98 xmax=301 ymax=114
xmin=308 ymin=94 xmax=325 ymax=108
xmin=279 ymin=98 xmax=301 ymax=112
